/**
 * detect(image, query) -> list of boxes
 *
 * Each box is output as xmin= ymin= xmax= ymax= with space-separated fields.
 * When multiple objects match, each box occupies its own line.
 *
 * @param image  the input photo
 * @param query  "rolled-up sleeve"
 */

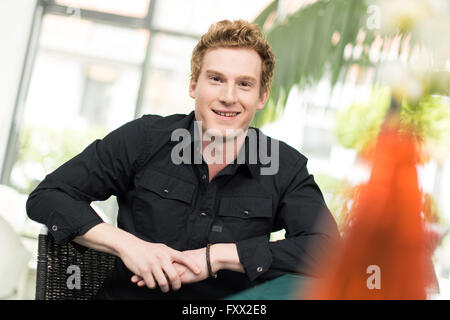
xmin=236 ymin=157 xmax=340 ymax=281
xmin=26 ymin=117 xmax=147 ymax=247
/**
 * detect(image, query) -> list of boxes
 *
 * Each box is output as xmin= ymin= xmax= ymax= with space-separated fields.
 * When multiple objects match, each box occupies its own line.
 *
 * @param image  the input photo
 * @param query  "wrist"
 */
xmin=209 ymin=244 xmax=222 ymax=274
xmin=210 ymin=243 xmax=243 ymax=274
xmin=115 ymin=229 xmax=142 ymax=258
xmin=206 ymin=244 xmax=217 ymax=278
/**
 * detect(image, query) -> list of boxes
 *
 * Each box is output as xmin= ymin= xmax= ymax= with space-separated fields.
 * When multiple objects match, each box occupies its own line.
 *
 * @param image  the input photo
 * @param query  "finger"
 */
xmin=132 ymin=275 xmax=145 ymax=287
xmin=152 ymin=267 xmax=170 ymax=293
xmin=161 ymin=260 xmax=181 ymax=291
xmin=142 ymin=272 xmax=156 ymax=290
xmin=173 ymin=263 xmax=187 ymax=276
xmin=131 ymin=275 xmax=142 ymax=283
xmin=173 ymin=252 xmax=201 ymax=275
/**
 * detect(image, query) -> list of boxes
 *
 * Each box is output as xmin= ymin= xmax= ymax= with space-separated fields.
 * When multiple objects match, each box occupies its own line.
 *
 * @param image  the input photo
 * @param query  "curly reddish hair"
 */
xmin=190 ymin=19 xmax=275 ymax=96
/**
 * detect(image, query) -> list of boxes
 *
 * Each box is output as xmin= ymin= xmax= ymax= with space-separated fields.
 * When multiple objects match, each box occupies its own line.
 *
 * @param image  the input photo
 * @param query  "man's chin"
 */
xmin=202 ymin=126 xmax=247 ymax=141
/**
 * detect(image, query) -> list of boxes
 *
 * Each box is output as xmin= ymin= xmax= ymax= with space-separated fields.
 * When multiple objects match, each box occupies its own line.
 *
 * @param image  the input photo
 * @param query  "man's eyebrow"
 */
xmin=205 ymin=69 xmax=257 ymax=82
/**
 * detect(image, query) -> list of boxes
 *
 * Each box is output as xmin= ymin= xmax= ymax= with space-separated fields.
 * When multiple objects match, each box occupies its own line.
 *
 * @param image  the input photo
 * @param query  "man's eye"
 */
xmin=210 ymin=76 xmax=221 ymax=82
xmin=240 ymin=81 xmax=250 ymax=87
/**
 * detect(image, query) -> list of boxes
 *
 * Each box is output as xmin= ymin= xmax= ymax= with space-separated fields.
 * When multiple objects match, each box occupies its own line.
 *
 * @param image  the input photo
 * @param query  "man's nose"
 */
xmin=219 ymin=83 xmax=237 ymax=105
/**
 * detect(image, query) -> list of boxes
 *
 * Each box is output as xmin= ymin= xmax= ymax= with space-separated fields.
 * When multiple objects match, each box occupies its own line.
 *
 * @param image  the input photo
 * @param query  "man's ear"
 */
xmin=256 ymin=89 xmax=270 ymax=110
xmin=189 ymin=79 xmax=197 ymax=99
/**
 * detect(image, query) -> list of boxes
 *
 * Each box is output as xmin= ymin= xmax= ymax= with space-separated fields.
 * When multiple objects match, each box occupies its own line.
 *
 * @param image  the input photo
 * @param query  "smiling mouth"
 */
xmin=212 ymin=110 xmax=241 ymax=117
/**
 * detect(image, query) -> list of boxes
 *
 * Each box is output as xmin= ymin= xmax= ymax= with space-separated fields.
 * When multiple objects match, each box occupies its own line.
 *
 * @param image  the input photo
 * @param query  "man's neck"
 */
xmin=201 ymin=130 xmax=247 ymax=166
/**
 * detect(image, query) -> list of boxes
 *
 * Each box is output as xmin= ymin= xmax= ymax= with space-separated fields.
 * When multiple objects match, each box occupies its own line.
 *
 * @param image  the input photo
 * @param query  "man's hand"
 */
xmin=72 ymin=223 xmax=202 ymax=293
xmin=131 ymin=243 xmax=245 ymax=287
xmin=132 ymin=247 xmax=209 ymax=286
xmin=119 ymin=239 xmax=202 ymax=293
xmin=173 ymin=247 xmax=209 ymax=283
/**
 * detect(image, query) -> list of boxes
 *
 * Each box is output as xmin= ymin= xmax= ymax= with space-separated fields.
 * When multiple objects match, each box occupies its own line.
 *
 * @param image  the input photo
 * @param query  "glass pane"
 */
xmin=40 ymin=14 xmax=148 ymax=63
xmin=152 ymin=0 xmax=273 ymax=35
xmin=139 ymin=33 xmax=198 ymax=117
xmin=11 ymin=14 xmax=148 ymax=197
xmin=55 ymin=0 xmax=150 ymax=18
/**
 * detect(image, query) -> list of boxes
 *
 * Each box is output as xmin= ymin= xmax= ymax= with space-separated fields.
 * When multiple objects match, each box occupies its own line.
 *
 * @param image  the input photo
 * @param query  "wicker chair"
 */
xmin=36 ymin=226 xmax=116 ymax=300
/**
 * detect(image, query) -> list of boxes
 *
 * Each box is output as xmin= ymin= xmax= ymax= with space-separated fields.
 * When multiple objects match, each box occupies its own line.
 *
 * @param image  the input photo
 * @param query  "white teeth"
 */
xmin=215 ymin=111 xmax=238 ymax=117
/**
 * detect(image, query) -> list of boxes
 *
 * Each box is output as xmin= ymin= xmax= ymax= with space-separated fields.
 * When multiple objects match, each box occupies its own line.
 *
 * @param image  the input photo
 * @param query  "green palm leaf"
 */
xmin=252 ymin=0 xmax=370 ymax=128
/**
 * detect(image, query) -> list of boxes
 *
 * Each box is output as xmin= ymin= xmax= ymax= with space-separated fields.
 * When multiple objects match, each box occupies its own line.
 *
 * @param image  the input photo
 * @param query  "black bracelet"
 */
xmin=206 ymin=243 xmax=217 ymax=278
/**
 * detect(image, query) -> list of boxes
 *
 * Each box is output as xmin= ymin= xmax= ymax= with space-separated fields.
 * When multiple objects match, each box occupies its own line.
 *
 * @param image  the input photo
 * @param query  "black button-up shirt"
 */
xmin=26 ymin=111 xmax=340 ymax=299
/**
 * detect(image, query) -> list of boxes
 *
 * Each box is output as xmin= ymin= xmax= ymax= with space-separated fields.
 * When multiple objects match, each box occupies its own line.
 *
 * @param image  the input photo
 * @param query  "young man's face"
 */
xmin=190 ymin=47 xmax=269 ymax=139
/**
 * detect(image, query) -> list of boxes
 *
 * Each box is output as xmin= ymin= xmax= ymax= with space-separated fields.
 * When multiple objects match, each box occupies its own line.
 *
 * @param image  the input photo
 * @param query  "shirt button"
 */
xmin=163 ymin=189 xmax=169 ymax=193
xmin=243 ymin=210 xmax=249 ymax=216
xmin=200 ymin=212 xmax=208 ymax=217
xmin=257 ymin=267 xmax=263 ymax=273
xmin=52 ymin=225 xmax=58 ymax=232
xmin=201 ymin=174 xmax=207 ymax=180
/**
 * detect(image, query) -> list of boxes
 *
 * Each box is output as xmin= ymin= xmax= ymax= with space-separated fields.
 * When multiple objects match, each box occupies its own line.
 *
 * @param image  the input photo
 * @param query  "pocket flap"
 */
xmin=218 ymin=196 xmax=272 ymax=219
xmin=139 ymin=169 xmax=195 ymax=204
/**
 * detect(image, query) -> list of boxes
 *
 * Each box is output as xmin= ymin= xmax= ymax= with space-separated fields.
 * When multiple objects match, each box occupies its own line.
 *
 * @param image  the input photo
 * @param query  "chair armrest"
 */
xmin=39 ymin=225 xmax=48 ymax=236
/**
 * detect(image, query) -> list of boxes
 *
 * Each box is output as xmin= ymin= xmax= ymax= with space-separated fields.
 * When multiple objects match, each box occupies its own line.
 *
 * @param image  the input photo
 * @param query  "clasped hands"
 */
xmin=121 ymin=241 xmax=216 ymax=293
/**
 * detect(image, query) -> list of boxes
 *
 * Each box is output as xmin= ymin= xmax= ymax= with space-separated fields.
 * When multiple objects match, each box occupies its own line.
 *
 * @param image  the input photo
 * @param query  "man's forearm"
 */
xmin=75 ymin=223 xmax=203 ymax=292
xmin=72 ymin=222 xmax=139 ymax=257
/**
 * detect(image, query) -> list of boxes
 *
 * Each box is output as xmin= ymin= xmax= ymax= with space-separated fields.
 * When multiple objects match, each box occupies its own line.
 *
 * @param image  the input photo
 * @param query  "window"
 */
xmin=138 ymin=33 xmax=197 ymax=117
xmin=11 ymin=13 xmax=148 ymax=194
xmin=55 ymin=0 xmax=151 ymax=18
xmin=152 ymin=0 xmax=271 ymax=35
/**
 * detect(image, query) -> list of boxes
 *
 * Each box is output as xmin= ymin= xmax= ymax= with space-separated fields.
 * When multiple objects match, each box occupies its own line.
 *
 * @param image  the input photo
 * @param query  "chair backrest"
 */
xmin=36 ymin=227 xmax=116 ymax=300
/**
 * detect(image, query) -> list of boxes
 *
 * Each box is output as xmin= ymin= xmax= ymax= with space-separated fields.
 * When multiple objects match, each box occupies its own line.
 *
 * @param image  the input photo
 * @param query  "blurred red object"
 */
xmin=302 ymin=120 xmax=434 ymax=299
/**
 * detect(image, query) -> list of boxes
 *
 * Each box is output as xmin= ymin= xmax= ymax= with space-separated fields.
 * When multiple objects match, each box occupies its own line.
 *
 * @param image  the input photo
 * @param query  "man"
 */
xmin=27 ymin=20 xmax=340 ymax=299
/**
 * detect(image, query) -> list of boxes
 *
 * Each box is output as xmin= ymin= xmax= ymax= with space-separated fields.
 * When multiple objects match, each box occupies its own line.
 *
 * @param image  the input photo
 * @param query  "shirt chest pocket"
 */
xmin=216 ymin=196 xmax=273 ymax=241
xmin=134 ymin=169 xmax=195 ymax=243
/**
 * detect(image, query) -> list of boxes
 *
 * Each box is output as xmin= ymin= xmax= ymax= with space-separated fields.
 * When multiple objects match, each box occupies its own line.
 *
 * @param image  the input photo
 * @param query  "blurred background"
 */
xmin=0 ymin=0 xmax=449 ymax=299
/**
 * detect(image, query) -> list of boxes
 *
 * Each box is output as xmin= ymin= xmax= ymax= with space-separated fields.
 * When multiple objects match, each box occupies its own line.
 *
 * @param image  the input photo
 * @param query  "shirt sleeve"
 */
xmin=236 ymin=157 xmax=341 ymax=282
xmin=26 ymin=117 xmax=149 ymax=251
